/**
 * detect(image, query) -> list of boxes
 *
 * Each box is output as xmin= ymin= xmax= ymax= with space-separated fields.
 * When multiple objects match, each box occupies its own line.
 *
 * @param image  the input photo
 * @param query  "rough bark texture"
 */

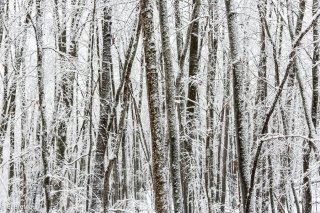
xmin=35 ymin=0 xmax=51 ymax=211
xmin=140 ymin=0 xmax=169 ymax=211
xmin=254 ymin=1 xmax=268 ymax=210
xmin=158 ymin=0 xmax=184 ymax=212
xmin=183 ymin=1 xmax=200 ymax=212
xmin=91 ymin=2 xmax=112 ymax=210
xmin=224 ymin=0 xmax=249 ymax=210
xmin=205 ymin=1 xmax=218 ymax=210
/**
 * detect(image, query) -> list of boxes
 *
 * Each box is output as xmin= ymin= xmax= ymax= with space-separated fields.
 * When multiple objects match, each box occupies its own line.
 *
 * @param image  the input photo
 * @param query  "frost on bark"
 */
xmin=91 ymin=2 xmax=113 ymax=210
xmin=35 ymin=0 xmax=51 ymax=211
xmin=205 ymin=0 xmax=218 ymax=210
xmin=254 ymin=1 xmax=268 ymax=211
xmin=158 ymin=0 xmax=183 ymax=212
xmin=140 ymin=0 xmax=169 ymax=212
xmin=224 ymin=0 xmax=249 ymax=209
xmin=311 ymin=0 xmax=319 ymax=128
xmin=100 ymin=9 xmax=141 ymax=211
xmin=220 ymin=67 xmax=230 ymax=213
xmin=298 ymin=0 xmax=319 ymax=211
xmin=52 ymin=0 xmax=67 ymax=208
xmin=182 ymin=0 xmax=200 ymax=212
xmin=246 ymin=8 xmax=320 ymax=212
xmin=0 ymin=0 xmax=8 ymax=166
xmin=286 ymin=1 xmax=316 ymax=212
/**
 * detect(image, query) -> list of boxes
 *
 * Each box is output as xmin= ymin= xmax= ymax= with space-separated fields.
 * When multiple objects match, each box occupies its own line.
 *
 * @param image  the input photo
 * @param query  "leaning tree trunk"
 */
xmin=140 ymin=0 xmax=169 ymax=211
xmin=101 ymin=10 xmax=141 ymax=211
xmin=158 ymin=0 xmax=184 ymax=212
xmin=287 ymin=1 xmax=316 ymax=212
xmin=245 ymin=9 xmax=320 ymax=212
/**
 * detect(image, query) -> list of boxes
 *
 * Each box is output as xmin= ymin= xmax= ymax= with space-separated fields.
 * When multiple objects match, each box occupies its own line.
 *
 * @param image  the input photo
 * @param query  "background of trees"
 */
xmin=0 ymin=0 xmax=319 ymax=212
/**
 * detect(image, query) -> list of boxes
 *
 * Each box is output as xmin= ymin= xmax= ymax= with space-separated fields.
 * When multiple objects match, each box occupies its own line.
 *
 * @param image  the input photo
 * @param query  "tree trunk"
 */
xmin=91 ymin=2 xmax=113 ymax=210
xmin=140 ymin=0 xmax=169 ymax=211
xmin=35 ymin=0 xmax=51 ymax=211
xmin=220 ymin=71 xmax=230 ymax=213
xmin=224 ymin=0 xmax=249 ymax=210
xmin=158 ymin=0 xmax=184 ymax=212
xmin=183 ymin=1 xmax=200 ymax=212
xmin=206 ymin=0 xmax=218 ymax=210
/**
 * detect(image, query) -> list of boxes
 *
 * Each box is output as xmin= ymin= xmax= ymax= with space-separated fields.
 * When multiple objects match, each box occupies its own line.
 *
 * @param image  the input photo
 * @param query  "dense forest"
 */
xmin=0 ymin=0 xmax=320 ymax=212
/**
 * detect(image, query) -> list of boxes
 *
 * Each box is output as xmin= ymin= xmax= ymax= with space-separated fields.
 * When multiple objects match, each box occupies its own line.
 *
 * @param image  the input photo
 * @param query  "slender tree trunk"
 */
xmin=91 ymin=2 xmax=112 ymax=210
xmin=205 ymin=1 xmax=218 ymax=210
xmin=140 ymin=0 xmax=169 ymax=211
xmin=35 ymin=0 xmax=51 ymax=211
xmin=287 ymin=2 xmax=316 ymax=212
xmin=52 ymin=0 xmax=67 ymax=208
xmin=255 ymin=1 xmax=268 ymax=211
xmin=224 ymin=1 xmax=249 ymax=210
xmin=220 ymin=71 xmax=230 ymax=213
xmin=0 ymin=1 xmax=9 ymax=166
xmin=182 ymin=1 xmax=200 ymax=212
xmin=7 ymin=61 xmax=17 ymax=213
xmin=158 ymin=0 xmax=184 ymax=212
xmin=245 ymin=8 xmax=320 ymax=213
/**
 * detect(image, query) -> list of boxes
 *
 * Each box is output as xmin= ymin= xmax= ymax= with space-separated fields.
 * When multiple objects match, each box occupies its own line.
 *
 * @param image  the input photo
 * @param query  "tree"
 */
xmin=224 ymin=0 xmax=249 ymax=210
xmin=91 ymin=1 xmax=112 ymax=210
xmin=158 ymin=0 xmax=184 ymax=212
xmin=140 ymin=0 xmax=169 ymax=211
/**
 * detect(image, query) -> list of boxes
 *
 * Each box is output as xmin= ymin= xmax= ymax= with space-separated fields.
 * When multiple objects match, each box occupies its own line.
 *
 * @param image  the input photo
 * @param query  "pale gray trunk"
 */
xmin=35 ymin=0 xmax=51 ymax=211
xmin=224 ymin=1 xmax=249 ymax=210
xmin=91 ymin=2 xmax=112 ymax=210
xmin=205 ymin=1 xmax=218 ymax=211
xmin=158 ymin=0 xmax=184 ymax=212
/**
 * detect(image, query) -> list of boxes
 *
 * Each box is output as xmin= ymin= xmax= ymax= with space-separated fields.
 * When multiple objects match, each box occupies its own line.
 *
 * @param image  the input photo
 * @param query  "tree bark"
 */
xmin=35 ymin=0 xmax=51 ymax=211
xmin=140 ymin=0 xmax=169 ymax=211
xmin=91 ymin=2 xmax=113 ymax=210
xmin=183 ymin=1 xmax=200 ymax=212
xmin=224 ymin=0 xmax=249 ymax=210
xmin=205 ymin=0 xmax=218 ymax=210
xmin=158 ymin=0 xmax=184 ymax=212
xmin=220 ymin=71 xmax=230 ymax=213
